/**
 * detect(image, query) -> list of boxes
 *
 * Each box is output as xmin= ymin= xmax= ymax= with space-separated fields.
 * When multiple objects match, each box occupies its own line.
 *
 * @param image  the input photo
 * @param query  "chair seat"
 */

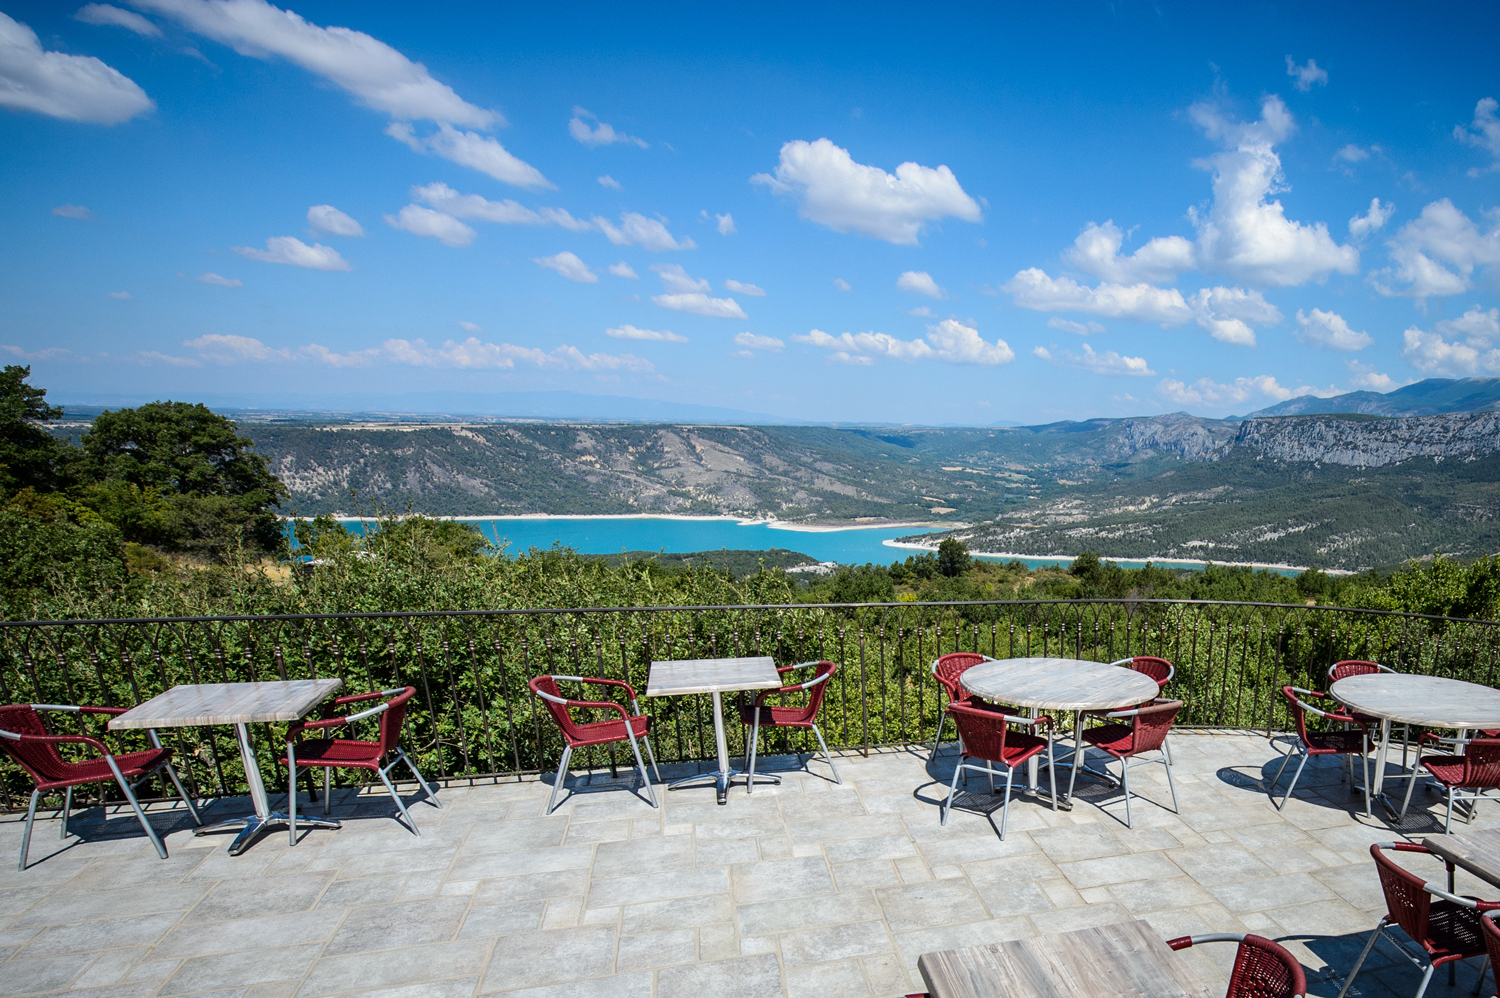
xmin=561 ymin=714 xmax=650 ymax=748
xmin=34 ymin=748 xmax=172 ymax=791
xmin=1418 ymin=755 xmax=1500 ymax=790
xmin=281 ymin=737 xmax=385 ymax=769
xmin=1304 ymin=729 xmax=1368 ymax=754
xmin=740 ymin=704 xmax=814 ymax=728
xmin=1081 ymin=723 xmax=1136 ymax=756
xmin=1424 ymin=899 xmax=1489 ymax=960
xmin=965 ymin=730 xmax=1047 ymax=767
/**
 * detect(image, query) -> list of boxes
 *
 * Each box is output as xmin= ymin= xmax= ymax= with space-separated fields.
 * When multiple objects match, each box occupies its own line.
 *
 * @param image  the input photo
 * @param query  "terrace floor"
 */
xmin=0 ymin=731 xmax=1494 ymax=998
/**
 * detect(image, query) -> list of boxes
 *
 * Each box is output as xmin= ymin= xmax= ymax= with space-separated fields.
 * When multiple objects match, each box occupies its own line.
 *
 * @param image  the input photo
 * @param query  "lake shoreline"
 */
xmin=881 ymin=539 xmax=1334 ymax=574
xmin=311 ymin=513 xmax=962 ymax=533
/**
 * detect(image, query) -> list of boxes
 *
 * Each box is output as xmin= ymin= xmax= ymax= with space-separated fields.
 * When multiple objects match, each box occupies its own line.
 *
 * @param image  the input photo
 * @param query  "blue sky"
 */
xmin=3 ymin=1 xmax=1499 ymax=424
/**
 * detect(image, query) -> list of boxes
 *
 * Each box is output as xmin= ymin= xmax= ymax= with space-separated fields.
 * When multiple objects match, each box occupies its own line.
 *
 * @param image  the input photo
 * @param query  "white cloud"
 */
xmin=534 ymin=251 xmax=598 ymax=283
xmin=733 ymin=332 xmax=783 ymax=352
xmin=724 ymin=279 xmax=765 ymax=297
xmin=2 ymin=345 xmax=78 ymax=362
xmin=908 ymin=306 xmax=932 ymax=317
xmin=896 ymin=270 xmax=944 ymax=299
xmin=1455 ymin=97 xmax=1500 ymax=176
xmin=568 ymin=107 xmax=646 ymax=148
xmin=716 ymin=212 xmax=735 ymax=235
xmin=606 ymin=324 xmax=686 ymax=343
xmin=138 ymin=350 xmax=200 ymax=366
xmin=1187 ymin=96 xmax=1359 ymax=286
xmin=75 ymin=4 xmax=161 ymax=36
xmin=1348 ymin=197 xmax=1393 ymax=242
xmin=1373 ymin=198 xmax=1500 ymax=299
xmin=1336 ymin=144 xmax=1369 ymax=163
xmin=134 ymin=0 xmax=494 ymax=127
xmin=458 ymin=321 xmax=482 ymax=333
xmin=652 ymin=293 xmax=746 ymax=319
xmin=1033 ymin=343 xmax=1153 ymax=376
xmin=193 ymin=271 xmax=242 ymax=287
xmin=751 ymin=137 xmax=981 ymax=245
xmin=52 ymin=204 xmax=93 ymax=220
xmin=108 ymin=291 xmax=133 ymax=299
xmin=1189 ymin=286 xmax=1282 ymax=347
xmin=384 ymin=336 xmax=654 ymax=373
xmin=608 ymin=261 xmax=638 ymax=279
xmin=1346 ymin=360 xmax=1399 ymax=391
xmin=408 ymin=183 xmax=591 ymax=235
xmin=383 ymin=205 xmax=474 ymax=247
xmin=1157 ymin=374 xmax=1336 ymax=407
xmin=185 ymin=333 xmax=284 ymax=361
xmin=598 ymin=175 xmax=621 ymax=190
xmin=793 ymin=320 xmax=1012 ymax=367
xmin=1285 ymin=56 xmax=1328 ymax=91
xmin=651 ymin=263 xmax=709 ymax=294
xmin=232 ymin=235 xmax=352 ymax=270
xmin=1004 ymin=269 xmax=1193 ymax=324
xmin=832 ymin=278 xmax=852 ymax=291
xmin=306 ymin=203 xmax=363 ymax=237
xmin=1295 ymin=308 xmax=1372 ymax=351
xmin=596 ymin=213 xmax=694 ymax=251
xmin=0 ymin=11 xmax=153 ymax=123
xmin=1400 ymin=305 xmax=1500 ymax=375
xmin=386 ymin=122 xmax=551 ymax=190
xmin=1047 ymin=317 xmax=1105 ymax=335
xmin=1062 ymin=221 xmax=1195 ymax=284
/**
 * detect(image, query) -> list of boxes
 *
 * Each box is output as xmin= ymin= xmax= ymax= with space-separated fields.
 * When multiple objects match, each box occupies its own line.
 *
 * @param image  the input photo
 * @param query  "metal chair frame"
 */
xmin=929 ymin=653 xmax=996 ymax=757
xmin=0 ymin=703 xmax=201 ymax=870
xmin=1165 ymin=933 xmax=1307 ymax=998
xmin=1399 ymin=734 xmax=1500 ymax=833
xmin=284 ymin=687 xmax=442 ymax=843
xmin=1268 ymin=686 xmax=1372 ymax=814
xmin=742 ymin=660 xmax=840 ymax=793
xmin=1067 ymin=699 xmax=1182 ymax=828
xmin=531 ymin=675 xmax=661 ymax=815
xmin=1339 ymin=842 xmax=1500 ymax=998
xmin=940 ymin=705 xmax=1056 ymax=840
xmin=1330 ymin=660 xmax=1413 ymax=774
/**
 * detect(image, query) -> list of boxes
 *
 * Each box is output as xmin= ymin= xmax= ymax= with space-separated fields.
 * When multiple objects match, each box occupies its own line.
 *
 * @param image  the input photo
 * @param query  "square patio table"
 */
xmin=646 ymin=656 xmax=782 ymax=805
xmin=918 ymin=918 xmax=1210 ymax=998
xmin=110 ymin=679 xmax=343 ymax=854
xmin=1423 ymin=829 xmax=1500 ymax=890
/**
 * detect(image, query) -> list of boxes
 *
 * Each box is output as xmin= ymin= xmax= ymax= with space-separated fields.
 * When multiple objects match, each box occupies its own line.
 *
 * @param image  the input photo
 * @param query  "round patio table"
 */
xmin=960 ymin=657 xmax=1160 ymax=799
xmin=1331 ymin=674 xmax=1500 ymax=806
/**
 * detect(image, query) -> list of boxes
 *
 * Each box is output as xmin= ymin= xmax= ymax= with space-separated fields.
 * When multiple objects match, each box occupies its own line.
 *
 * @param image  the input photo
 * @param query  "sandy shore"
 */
xmin=311 ymin=513 xmax=956 ymax=532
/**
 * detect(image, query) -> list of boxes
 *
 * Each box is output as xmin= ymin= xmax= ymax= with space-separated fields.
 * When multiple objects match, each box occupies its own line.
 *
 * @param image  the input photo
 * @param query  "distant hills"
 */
xmin=1245 ymin=378 xmax=1500 ymax=418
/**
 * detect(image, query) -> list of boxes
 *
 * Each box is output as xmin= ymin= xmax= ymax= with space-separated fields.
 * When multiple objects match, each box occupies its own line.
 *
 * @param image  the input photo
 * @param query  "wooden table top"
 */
xmin=646 ymin=656 xmax=782 ymax=697
xmin=108 ymin=679 xmax=344 ymax=729
xmin=918 ymin=918 xmax=1210 ymax=998
xmin=960 ymin=657 xmax=1160 ymax=711
xmin=1331 ymin=674 xmax=1500 ymax=729
xmin=1423 ymin=829 xmax=1500 ymax=889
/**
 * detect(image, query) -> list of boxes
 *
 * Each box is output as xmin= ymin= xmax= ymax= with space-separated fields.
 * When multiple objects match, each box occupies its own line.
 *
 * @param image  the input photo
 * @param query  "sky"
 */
xmin=3 ymin=1 xmax=1500 ymax=425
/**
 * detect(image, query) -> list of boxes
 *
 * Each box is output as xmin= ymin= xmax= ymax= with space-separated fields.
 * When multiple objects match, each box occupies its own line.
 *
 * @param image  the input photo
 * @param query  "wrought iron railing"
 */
xmin=3 ymin=599 xmax=1498 ymax=811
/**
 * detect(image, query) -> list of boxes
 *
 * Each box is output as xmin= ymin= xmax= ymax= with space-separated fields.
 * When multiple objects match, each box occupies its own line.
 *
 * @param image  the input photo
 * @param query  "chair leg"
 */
xmin=1447 ymin=787 xmax=1456 ymax=834
xmin=931 ymin=713 xmax=945 ymax=759
xmin=398 ymin=750 xmax=442 ymax=809
xmin=1047 ymin=736 xmax=1058 ymax=812
xmin=1267 ymin=741 xmax=1297 ymax=792
xmin=1274 ymin=750 xmax=1311 ymax=810
xmin=623 ymin=730 xmax=657 ymax=808
xmin=1122 ymin=758 xmax=1133 ymax=829
xmin=107 ymin=756 xmax=167 ymax=860
xmin=1067 ymin=743 xmax=1085 ymax=802
xmin=18 ymin=789 xmax=39 ymax=872
xmin=747 ymin=716 xmax=760 ymax=795
xmin=1416 ymin=959 xmax=1439 ymax=998
xmin=1472 ymin=955 xmax=1489 ymax=996
xmin=546 ymin=745 xmax=572 ymax=815
xmin=1163 ymin=744 xmax=1180 ymax=814
xmin=161 ymin=761 xmax=202 ymax=826
xmin=642 ymin=736 xmax=662 ymax=784
xmin=287 ymin=756 xmax=298 ymax=847
xmin=1400 ymin=760 xmax=1421 ymax=819
xmin=1337 ymin=919 xmax=1388 ymax=998
xmin=324 ymin=768 xmax=332 ymax=815
xmin=59 ymin=786 xmax=72 ymax=840
xmin=941 ymin=759 xmax=964 ymax=825
xmin=812 ymin=724 xmax=840 ymax=784
xmin=377 ymin=765 xmax=419 ymax=836
xmin=999 ymin=764 xmax=1016 ymax=840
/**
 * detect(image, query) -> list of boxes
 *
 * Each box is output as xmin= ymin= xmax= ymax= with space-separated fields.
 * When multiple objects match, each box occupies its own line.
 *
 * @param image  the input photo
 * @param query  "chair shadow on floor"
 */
xmin=1294 ymin=930 xmax=1492 ymax=998
xmin=12 ymin=800 xmax=202 ymax=865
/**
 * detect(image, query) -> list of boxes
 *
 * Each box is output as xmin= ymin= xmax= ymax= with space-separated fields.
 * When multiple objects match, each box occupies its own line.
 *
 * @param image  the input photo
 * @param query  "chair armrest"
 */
xmin=533 ymin=688 xmax=632 ymax=720
xmin=550 ymin=675 xmax=641 ymax=701
xmin=1423 ymin=884 xmax=1500 ymax=910
xmin=332 ymin=687 xmax=407 ymax=707
xmin=1000 ymin=714 xmax=1052 ymax=729
xmin=0 ymin=728 xmax=111 ymax=755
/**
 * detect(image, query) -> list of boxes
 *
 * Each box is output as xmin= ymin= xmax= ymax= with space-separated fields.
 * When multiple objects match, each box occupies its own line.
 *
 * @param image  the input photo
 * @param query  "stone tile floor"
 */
xmin=0 ymin=730 xmax=1495 ymax=998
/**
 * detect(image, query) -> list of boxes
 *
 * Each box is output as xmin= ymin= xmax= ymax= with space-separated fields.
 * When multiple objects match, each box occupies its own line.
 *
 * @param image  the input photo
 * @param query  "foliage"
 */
xmin=937 ymin=538 xmax=971 ymax=577
xmin=0 ymin=366 xmax=73 ymax=495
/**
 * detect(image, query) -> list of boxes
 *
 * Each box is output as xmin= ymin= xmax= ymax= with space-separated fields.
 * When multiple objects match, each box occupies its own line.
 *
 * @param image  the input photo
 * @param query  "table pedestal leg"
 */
xmin=1027 ymin=707 xmax=1039 ymax=790
xmin=194 ymin=722 xmax=340 ymax=853
xmin=666 ymin=691 xmax=779 ymax=805
xmin=1371 ymin=718 xmax=1394 ymax=816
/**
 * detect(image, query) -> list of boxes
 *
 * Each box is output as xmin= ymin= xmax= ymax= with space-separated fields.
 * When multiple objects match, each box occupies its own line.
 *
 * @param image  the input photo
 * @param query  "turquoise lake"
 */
xmin=328 ymin=516 xmax=1225 ymax=571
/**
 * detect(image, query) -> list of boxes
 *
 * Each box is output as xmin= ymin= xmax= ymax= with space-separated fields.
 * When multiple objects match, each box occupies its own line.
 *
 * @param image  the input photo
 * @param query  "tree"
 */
xmin=0 ymin=365 xmax=72 ymax=495
xmin=937 ymin=538 xmax=971 ymax=577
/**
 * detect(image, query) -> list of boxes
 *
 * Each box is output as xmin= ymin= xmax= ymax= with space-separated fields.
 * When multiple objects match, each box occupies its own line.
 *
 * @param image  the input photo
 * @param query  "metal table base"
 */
xmin=663 ymin=691 xmax=779 ymax=805
xmin=193 ymin=722 xmax=340 ymax=853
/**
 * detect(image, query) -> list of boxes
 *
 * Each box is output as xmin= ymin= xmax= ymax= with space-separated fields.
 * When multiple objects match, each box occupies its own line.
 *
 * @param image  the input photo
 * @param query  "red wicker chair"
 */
xmin=530 ymin=674 xmax=660 ymax=815
xmin=1480 ymin=911 xmax=1500 ymax=996
xmin=1068 ymin=698 xmax=1182 ymax=828
xmin=1330 ymin=660 xmax=1414 ymax=768
xmin=739 ymin=660 xmax=839 ymax=792
xmin=1338 ymin=842 xmax=1500 ymax=998
xmin=280 ymin=686 xmax=440 ymax=843
xmin=940 ymin=702 xmax=1056 ymax=839
xmin=0 ymin=703 xmax=201 ymax=870
xmin=1166 ymin=933 xmax=1306 ymax=998
xmin=929 ymin=653 xmax=996 ymax=757
xmin=1267 ymin=686 xmax=1372 ymax=814
xmin=1399 ymin=735 xmax=1500 ymax=833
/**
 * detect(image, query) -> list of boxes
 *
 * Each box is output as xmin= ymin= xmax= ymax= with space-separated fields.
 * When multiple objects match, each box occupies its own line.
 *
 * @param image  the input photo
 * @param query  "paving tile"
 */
xmin=620 ymin=894 xmax=732 ymax=934
xmin=1168 ymin=843 xmax=1274 ymax=886
xmin=1056 ymin=849 xmax=1182 ymax=889
xmin=832 ymin=859 xmax=901 ymax=890
xmin=729 ymin=856 xmax=835 ymax=904
xmin=459 ymin=900 xmax=546 ymax=937
xmin=892 ymin=916 xmax=1035 ymax=967
xmin=161 ymin=943 xmax=323 ymax=996
xmin=1028 ymin=900 xmax=1133 ymax=935
xmin=459 ymin=817 xmax=569 ymax=855
xmin=188 ymin=872 xmax=334 ymax=922
xmin=738 ymin=891 xmax=883 ymax=936
xmin=1028 ymin=824 xmax=1129 ymax=863
xmin=1207 ymin=872 xmax=1335 ymax=912
xmin=57 ymin=852 xmax=206 ymax=893
xmin=875 ymin=878 xmax=988 ymax=932
xmin=474 ymin=869 xmax=591 ymax=906
xmin=784 ymin=958 xmax=870 ymax=998
xmin=975 ymin=880 xmax=1054 ymax=915
xmin=449 ymin=845 xmax=593 ymax=881
xmin=489 ymin=973 xmax=653 ymax=997
xmin=479 ymin=926 xmax=617 ymax=992
xmin=1107 ymin=874 xmax=1217 ymax=914
xmin=19 ymin=911 xmax=182 ymax=957
xmin=324 ymin=896 xmax=471 ymax=955
xmin=154 ymin=910 xmax=344 ymax=959
xmin=615 ymin=928 xmax=695 ymax=971
xmin=15 ymin=883 xmax=211 ymax=927
xmin=0 ymin=951 xmax=110 ymax=995
xmin=316 ymin=874 xmax=406 ymax=908
xmin=592 ymin=836 xmax=693 ymax=879
xmin=335 ymin=980 xmax=480 ymax=998
xmin=588 ymin=867 xmax=728 ymax=907
xmin=301 ymin=938 xmax=492 ymax=996
xmin=656 ymin=953 xmax=781 ymax=998
xmin=823 ymin=834 xmax=917 ymax=864
xmin=780 ymin=918 xmax=891 ymax=965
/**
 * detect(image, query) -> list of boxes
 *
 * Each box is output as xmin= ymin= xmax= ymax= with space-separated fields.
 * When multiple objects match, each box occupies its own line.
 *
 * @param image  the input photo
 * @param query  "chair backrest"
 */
xmin=1226 ymin=935 xmax=1307 ymax=998
xmin=1481 ymin=911 xmax=1500 ymax=980
xmin=0 ymin=704 xmax=69 ymax=786
xmin=946 ymin=702 xmax=1016 ymax=764
xmin=1329 ymin=660 xmax=1394 ymax=682
xmin=1371 ymin=843 xmax=1433 ymax=945
xmin=932 ymin=653 xmax=990 ymax=702
xmin=1461 ymin=738 xmax=1500 ymax=788
xmin=376 ymin=688 xmax=416 ymax=756
xmin=797 ymin=661 xmax=838 ymax=718
xmin=1281 ymin=686 xmax=1341 ymax=746
xmin=529 ymin=676 xmax=589 ymax=743
xmin=1127 ymin=656 xmax=1174 ymax=690
xmin=1123 ymin=700 xmax=1182 ymax=755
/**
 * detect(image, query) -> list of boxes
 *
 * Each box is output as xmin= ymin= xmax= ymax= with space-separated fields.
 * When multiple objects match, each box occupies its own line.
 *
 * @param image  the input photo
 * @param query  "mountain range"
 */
xmin=1244 ymin=377 xmax=1500 ymax=418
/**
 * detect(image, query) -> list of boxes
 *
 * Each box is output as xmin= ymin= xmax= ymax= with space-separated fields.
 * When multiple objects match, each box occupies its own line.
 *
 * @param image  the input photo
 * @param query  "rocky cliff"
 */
xmin=1232 ymin=411 xmax=1500 ymax=467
